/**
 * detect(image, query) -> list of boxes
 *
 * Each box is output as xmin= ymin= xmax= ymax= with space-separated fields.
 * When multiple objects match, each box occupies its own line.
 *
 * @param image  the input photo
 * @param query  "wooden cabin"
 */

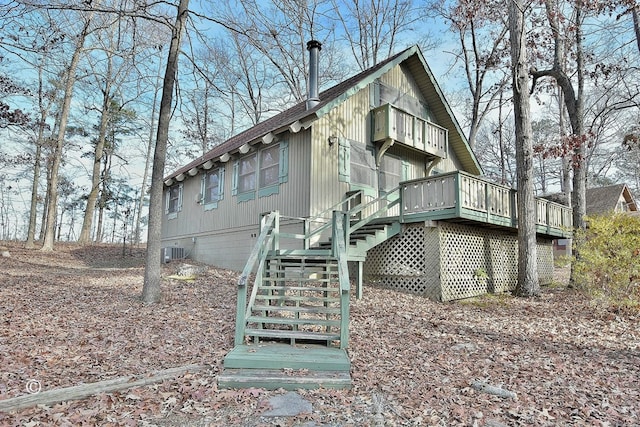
xmin=586 ymin=184 xmax=638 ymax=216
xmin=161 ymin=42 xmax=572 ymax=389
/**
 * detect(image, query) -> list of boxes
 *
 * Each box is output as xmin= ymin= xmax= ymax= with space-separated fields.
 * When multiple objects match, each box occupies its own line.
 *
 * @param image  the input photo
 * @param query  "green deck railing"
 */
xmin=400 ymin=171 xmax=572 ymax=237
xmin=332 ymin=211 xmax=351 ymax=349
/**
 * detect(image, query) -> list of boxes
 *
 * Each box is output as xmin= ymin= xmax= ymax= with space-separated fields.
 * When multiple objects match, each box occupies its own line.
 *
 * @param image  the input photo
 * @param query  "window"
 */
xmin=233 ymin=142 xmax=289 ymax=201
xmin=379 ymin=155 xmax=402 ymax=192
xmin=201 ymin=167 xmax=224 ymax=210
xmin=260 ymin=145 xmax=280 ymax=187
xmin=165 ymin=183 xmax=183 ymax=218
xmin=376 ymin=81 xmax=434 ymax=121
xmin=338 ymin=138 xmax=377 ymax=196
xmin=238 ymin=155 xmax=257 ymax=193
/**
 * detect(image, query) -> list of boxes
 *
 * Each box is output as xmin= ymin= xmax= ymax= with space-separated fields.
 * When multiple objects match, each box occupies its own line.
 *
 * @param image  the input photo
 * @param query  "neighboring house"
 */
xmin=586 ymin=184 xmax=638 ymax=216
xmin=162 ymin=42 xmax=572 ymax=389
xmin=547 ymin=184 xmax=637 ymax=258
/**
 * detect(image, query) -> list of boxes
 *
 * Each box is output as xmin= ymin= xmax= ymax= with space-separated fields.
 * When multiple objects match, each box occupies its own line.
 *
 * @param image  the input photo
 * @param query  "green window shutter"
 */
xmin=177 ymin=183 xmax=183 ymax=211
xmin=200 ymin=175 xmax=206 ymax=204
xmin=338 ymin=138 xmax=350 ymax=182
xmin=231 ymin=161 xmax=239 ymax=196
xmin=219 ymin=166 xmax=225 ymax=200
xmin=164 ymin=189 xmax=170 ymax=214
xmin=279 ymin=141 xmax=289 ymax=183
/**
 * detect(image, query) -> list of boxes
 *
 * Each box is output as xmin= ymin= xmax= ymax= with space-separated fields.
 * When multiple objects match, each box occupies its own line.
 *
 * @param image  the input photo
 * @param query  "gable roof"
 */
xmin=165 ymin=45 xmax=482 ymax=183
xmin=585 ymin=184 xmax=638 ymax=215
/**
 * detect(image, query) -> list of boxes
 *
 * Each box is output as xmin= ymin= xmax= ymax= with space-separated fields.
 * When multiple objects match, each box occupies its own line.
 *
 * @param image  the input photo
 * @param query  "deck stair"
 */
xmin=221 ymin=191 xmax=402 ymax=390
xmin=244 ymin=255 xmax=343 ymax=345
xmin=315 ymin=221 xmax=401 ymax=260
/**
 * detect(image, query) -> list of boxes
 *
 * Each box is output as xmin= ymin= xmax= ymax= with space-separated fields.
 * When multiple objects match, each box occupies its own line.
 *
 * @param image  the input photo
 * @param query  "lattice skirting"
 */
xmin=363 ymin=222 xmax=554 ymax=301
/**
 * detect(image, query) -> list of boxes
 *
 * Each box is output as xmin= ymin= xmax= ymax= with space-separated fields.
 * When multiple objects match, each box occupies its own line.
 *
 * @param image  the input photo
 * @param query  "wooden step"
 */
xmin=223 ymin=343 xmax=349 ymax=370
xmin=244 ymin=328 xmax=340 ymax=342
xmin=261 ymin=275 xmax=339 ymax=283
xmin=252 ymin=305 xmax=341 ymax=314
xmin=218 ymin=368 xmax=351 ymax=390
xmin=269 ymin=257 xmax=337 ymax=265
xmin=257 ymin=285 xmax=341 ymax=293
xmin=247 ymin=316 xmax=341 ymax=327
xmin=254 ymin=294 xmax=341 ymax=303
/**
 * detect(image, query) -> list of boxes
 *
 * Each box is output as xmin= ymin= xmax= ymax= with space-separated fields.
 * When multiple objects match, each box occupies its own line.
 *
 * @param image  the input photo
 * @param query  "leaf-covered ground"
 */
xmin=1 ymin=242 xmax=639 ymax=426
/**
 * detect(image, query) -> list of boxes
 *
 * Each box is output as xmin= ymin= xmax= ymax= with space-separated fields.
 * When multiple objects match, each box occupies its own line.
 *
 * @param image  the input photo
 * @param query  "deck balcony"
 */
xmin=372 ymin=103 xmax=448 ymax=159
xmin=398 ymin=171 xmax=572 ymax=238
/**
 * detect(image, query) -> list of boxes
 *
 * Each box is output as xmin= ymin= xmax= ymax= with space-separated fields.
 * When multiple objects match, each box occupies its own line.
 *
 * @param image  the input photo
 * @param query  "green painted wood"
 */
xmin=218 ymin=368 xmax=351 ymax=390
xmin=262 ymin=276 xmax=337 ymax=281
xmin=256 ymin=285 xmax=340 ymax=292
xmin=244 ymin=328 xmax=341 ymax=341
xmin=223 ymin=344 xmax=350 ymax=371
xmin=251 ymin=305 xmax=341 ymax=314
xmin=269 ymin=249 xmax=333 ymax=257
xmin=400 ymin=207 xmax=569 ymax=238
xmin=254 ymin=295 xmax=341 ymax=303
xmin=247 ymin=316 xmax=341 ymax=327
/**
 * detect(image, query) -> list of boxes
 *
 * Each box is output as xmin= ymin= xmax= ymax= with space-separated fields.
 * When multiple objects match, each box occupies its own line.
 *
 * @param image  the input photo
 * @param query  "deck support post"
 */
xmin=356 ymin=261 xmax=363 ymax=299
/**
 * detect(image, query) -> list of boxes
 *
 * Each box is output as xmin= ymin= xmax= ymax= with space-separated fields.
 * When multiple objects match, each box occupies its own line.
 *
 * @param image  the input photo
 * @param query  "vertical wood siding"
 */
xmin=161 ymin=62 xmax=468 ymax=270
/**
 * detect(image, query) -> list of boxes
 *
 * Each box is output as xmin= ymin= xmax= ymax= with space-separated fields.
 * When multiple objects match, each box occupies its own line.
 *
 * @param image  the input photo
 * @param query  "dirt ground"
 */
xmin=1 ymin=242 xmax=639 ymax=426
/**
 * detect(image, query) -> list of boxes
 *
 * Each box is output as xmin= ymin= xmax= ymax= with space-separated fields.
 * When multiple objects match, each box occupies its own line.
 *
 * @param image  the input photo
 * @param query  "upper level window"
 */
xmin=376 ymin=81 xmax=434 ymax=122
xmin=379 ymin=155 xmax=402 ymax=192
xmin=233 ymin=142 xmax=289 ymax=201
xmin=202 ymin=167 xmax=224 ymax=210
xmin=338 ymin=138 xmax=377 ymax=196
xmin=165 ymin=183 xmax=183 ymax=219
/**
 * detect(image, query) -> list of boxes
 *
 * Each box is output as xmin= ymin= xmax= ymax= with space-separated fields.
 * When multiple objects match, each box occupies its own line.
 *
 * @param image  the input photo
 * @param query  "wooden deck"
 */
xmin=399 ymin=171 xmax=572 ymax=238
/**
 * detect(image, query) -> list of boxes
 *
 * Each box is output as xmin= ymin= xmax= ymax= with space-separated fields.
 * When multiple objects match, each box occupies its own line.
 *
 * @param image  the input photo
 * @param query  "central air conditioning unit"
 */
xmin=161 ymin=247 xmax=185 ymax=263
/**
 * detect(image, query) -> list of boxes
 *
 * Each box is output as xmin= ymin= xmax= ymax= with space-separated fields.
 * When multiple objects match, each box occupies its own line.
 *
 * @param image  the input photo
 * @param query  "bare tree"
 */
xmin=78 ymin=14 xmax=124 ymax=244
xmin=508 ymin=0 xmax=539 ymax=297
xmin=333 ymin=0 xmax=417 ymax=70
xmin=40 ymin=7 xmax=97 ymax=251
xmin=427 ymin=0 xmax=511 ymax=148
xmin=530 ymin=0 xmax=587 ymax=231
xmin=142 ymin=0 xmax=189 ymax=304
xmin=216 ymin=0 xmax=345 ymax=108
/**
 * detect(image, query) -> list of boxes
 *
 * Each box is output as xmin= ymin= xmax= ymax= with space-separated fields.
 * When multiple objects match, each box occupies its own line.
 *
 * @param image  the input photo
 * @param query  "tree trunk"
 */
xmin=25 ymin=141 xmax=42 ymax=249
xmin=39 ymin=164 xmax=50 ymax=242
xmin=570 ymin=2 xmax=586 ymax=231
xmin=142 ymin=0 xmax=190 ymax=304
xmin=26 ymin=64 xmax=51 ymax=249
xmin=557 ymin=88 xmax=572 ymax=206
xmin=509 ymin=0 xmax=539 ymax=297
xmin=134 ymin=50 xmax=163 ymax=246
xmin=633 ymin=6 xmax=640 ymax=54
xmin=40 ymin=13 xmax=94 ymax=251
xmin=79 ymin=53 xmax=114 ymax=244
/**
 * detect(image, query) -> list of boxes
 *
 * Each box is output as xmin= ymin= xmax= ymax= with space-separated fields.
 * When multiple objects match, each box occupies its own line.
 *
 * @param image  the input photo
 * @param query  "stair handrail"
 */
xmin=346 ymin=186 xmax=401 ymax=236
xmin=266 ymin=192 xmax=365 ymax=250
xmin=302 ymin=191 xmax=364 ymax=248
xmin=332 ymin=211 xmax=351 ymax=348
xmin=234 ymin=211 xmax=278 ymax=345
